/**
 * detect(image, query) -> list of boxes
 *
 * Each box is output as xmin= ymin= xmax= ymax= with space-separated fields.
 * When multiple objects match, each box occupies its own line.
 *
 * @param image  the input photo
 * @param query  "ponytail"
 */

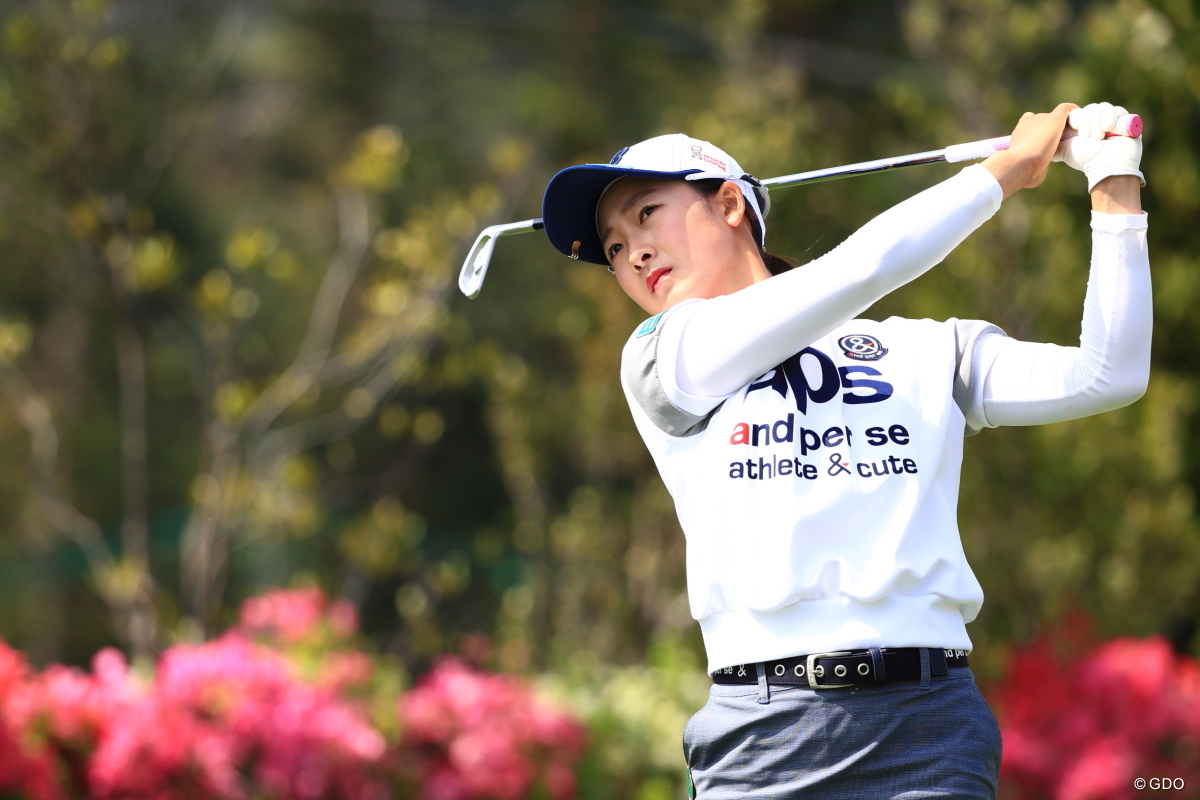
xmin=688 ymin=178 xmax=795 ymax=277
xmin=761 ymin=249 xmax=795 ymax=276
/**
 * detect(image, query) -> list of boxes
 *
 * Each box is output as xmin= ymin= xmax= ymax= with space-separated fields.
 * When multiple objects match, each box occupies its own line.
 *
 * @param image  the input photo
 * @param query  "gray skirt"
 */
xmin=683 ymin=661 xmax=1002 ymax=799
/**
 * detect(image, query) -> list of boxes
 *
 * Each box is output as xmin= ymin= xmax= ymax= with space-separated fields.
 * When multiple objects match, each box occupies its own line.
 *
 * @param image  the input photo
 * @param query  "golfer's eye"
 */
xmin=639 ymin=204 xmax=657 ymax=222
xmin=607 ymin=242 xmax=623 ymax=261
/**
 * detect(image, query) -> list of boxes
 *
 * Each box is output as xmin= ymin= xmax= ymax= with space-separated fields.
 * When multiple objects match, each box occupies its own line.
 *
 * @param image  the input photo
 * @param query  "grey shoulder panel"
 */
xmin=621 ymin=313 xmax=718 ymax=438
xmin=952 ymin=318 xmax=1007 ymax=437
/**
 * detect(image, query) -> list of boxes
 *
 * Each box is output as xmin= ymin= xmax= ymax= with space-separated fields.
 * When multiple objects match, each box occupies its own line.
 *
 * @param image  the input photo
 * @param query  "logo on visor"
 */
xmin=838 ymin=334 xmax=888 ymax=361
xmin=689 ymin=144 xmax=728 ymax=171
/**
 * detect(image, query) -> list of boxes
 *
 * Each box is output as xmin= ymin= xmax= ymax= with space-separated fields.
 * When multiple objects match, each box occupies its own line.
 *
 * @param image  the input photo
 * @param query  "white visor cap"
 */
xmin=599 ymin=134 xmax=770 ymax=247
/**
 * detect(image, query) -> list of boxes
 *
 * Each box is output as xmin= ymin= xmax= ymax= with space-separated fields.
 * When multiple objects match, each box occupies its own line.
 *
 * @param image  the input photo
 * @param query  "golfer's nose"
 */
xmin=632 ymin=247 xmax=654 ymax=270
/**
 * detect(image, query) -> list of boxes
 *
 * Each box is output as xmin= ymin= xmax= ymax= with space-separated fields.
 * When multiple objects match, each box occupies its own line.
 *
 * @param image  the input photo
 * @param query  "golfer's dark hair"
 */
xmin=689 ymin=178 xmax=795 ymax=276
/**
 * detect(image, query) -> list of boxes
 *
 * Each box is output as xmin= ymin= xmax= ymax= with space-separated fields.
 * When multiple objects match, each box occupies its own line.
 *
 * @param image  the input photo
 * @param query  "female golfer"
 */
xmin=540 ymin=102 xmax=1149 ymax=797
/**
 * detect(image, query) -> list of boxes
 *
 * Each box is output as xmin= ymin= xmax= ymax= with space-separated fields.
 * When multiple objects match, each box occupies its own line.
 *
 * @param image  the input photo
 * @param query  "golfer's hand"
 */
xmin=984 ymin=103 xmax=1078 ymax=199
xmin=1053 ymin=102 xmax=1145 ymax=192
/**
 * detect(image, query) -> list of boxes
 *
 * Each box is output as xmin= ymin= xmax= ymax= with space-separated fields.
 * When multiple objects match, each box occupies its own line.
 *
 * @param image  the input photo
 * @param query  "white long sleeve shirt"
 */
xmin=619 ymin=164 xmax=1150 ymax=675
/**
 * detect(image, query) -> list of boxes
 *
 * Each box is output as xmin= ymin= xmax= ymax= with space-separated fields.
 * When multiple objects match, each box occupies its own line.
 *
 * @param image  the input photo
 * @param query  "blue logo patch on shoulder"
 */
xmin=838 ymin=334 xmax=888 ymax=361
xmin=635 ymin=313 xmax=664 ymax=338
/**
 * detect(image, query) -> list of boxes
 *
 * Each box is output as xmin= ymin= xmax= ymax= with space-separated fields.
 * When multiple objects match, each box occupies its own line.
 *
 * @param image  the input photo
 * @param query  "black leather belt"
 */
xmin=711 ymin=647 xmax=970 ymax=689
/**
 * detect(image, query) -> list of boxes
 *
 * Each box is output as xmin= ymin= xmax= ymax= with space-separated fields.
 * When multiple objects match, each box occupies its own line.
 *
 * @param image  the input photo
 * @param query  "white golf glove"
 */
xmin=1052 ymin=102 xmax=1145 ymax=192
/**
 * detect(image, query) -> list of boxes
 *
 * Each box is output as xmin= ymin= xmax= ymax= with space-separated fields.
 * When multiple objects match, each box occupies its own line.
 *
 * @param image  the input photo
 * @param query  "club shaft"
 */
xmin=762 ymin=149 xmax=948 ymax=189
xmin=476 ymin=150 xmax=951 ymax=239
xmin=762 ymin=113 xmax=1141 ymax=190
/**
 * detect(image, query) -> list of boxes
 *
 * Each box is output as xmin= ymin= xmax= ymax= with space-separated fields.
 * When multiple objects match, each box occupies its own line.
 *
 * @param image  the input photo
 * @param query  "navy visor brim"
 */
xmin=540 ymin=164 xmax=701 ymax=266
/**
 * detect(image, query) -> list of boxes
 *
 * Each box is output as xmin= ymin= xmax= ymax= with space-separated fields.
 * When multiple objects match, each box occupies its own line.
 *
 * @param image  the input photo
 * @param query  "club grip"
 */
xmin=1111 ymin=113 xmax=1143 ymax=137
xmin=943 ymin=113 xmax=1143 ymax=163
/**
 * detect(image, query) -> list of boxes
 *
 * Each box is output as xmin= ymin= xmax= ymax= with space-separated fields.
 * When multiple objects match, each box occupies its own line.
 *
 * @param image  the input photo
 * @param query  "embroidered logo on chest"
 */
xmin=838 ymin=334 xmax=888 ymax=361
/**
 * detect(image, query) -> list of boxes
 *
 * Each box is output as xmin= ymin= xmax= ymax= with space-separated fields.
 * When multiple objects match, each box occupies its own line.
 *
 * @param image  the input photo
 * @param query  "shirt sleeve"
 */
xmin=952 ymin=319 xmax=1008 ymax=435
xmin=621 ymin=299 xmax=726 ymax=438
xmin=965 ymin=211 xmax=1151 ymax=429
xmin=667 ymin=163 xmax=1004 ymax=413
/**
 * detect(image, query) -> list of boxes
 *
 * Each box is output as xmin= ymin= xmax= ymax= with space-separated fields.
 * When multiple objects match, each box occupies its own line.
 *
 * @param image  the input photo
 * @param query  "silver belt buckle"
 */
xmin=806 ymin=651 xmax=854 ymax=689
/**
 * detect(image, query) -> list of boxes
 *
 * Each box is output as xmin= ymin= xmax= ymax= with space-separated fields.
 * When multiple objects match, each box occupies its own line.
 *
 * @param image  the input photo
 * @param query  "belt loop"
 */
xmin=930 ymin=647 xmax=948 ymax=676
xmin=869 ymin=646 xmax=886 ymax=684
xmin=919 ymin=647 xmax=931 ymax=691
xmin=756 ymin=662 xmax=770 ymax=704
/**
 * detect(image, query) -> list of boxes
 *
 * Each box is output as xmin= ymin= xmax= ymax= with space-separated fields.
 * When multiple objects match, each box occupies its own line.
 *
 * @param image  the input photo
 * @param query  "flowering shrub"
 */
xmin=400 ymin=657 xmax=587 ymax=800
xmin=0 ymin=588 xmax=587 ymax=800
xmin=102 ymin=637 xmax=387 ymax=799
xmin=1 ymin=631 xmax=389 ymax=799
xmin=992 ymin=613 xmax=1200 ymax=800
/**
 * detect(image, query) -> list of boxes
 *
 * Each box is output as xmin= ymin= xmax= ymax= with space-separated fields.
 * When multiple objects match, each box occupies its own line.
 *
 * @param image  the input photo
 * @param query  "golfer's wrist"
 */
xmin=982 ymin=150 xmax=1040 ymax=199
xmin=1090 ymin=175 xmax=1143 ymax=214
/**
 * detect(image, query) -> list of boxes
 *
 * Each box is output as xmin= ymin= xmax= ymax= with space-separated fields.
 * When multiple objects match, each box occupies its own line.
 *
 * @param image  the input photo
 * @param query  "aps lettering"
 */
xmin=747 ymin=346 xmax=893 ymax=413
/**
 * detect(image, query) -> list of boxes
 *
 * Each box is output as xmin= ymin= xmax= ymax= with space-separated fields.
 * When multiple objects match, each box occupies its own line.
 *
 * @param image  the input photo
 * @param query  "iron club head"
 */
xmin=457 ymin=219 xmax=544 ymax=299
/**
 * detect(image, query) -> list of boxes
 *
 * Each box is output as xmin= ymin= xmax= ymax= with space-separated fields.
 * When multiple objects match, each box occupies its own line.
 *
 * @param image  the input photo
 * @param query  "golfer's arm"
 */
xmin=965 ymin=210 xmax=1150 ymax=428
xmin=666 ymin=164 xmax=1003 ymax=402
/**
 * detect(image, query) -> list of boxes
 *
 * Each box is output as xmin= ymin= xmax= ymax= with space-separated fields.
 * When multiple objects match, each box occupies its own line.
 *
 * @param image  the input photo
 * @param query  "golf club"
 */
xmin=458 ymin=114 xmax=1142 ymax=298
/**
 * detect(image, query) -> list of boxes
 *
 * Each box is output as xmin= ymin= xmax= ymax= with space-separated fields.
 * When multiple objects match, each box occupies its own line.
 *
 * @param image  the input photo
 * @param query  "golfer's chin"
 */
xmin=634 ymin=287 xmax=672 ymax=316
xmin=632 ymin=276 xmax=699 ymax=315
xmin=643 ymin=290 xmax=677 ymax=316
xmin=655 ymin=279 xmax=710 ymax=313
xmin=643 ymin=275 xmax=691 ymax=311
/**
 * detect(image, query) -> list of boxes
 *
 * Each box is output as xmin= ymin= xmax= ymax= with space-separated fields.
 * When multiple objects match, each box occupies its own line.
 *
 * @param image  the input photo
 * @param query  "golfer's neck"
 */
xmin=706 ymin=250 xmax=773 ymax=299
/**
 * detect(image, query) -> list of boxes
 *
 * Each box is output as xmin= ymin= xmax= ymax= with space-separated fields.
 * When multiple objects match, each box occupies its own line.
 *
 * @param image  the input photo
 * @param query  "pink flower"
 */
xmin=400 ymin=657 xmax=586 ymax=800
xmin=138 ymin=634 xmax=386 ymax=799
xmin=0 ymin=643 xmax=72 ymax=800
xmin=1056 ymin=737 xmax=1136 ymax=800
xmin=238 ymin=586 xmax=330 ymax=643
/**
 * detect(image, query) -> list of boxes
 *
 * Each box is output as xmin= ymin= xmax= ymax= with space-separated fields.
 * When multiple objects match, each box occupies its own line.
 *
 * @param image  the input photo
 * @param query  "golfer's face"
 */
xmin=598 ymin=177 xmax=733 ymax=315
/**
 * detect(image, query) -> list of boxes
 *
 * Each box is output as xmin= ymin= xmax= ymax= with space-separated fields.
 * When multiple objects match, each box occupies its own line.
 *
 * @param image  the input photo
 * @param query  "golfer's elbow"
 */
xmin=1111 ymin=368 xmax=1149 ymax=409
xmin=847 ymin=242 xmax=924 ymax=297
xmin=863 ymin=234 xmax=958 ymax=295
xmin=1112 ymin=337 xmax=1152 ymax=408
xmin=1077 ymin=327 xmax=1151 ymax=412
xmin=1054 ymin=354 xmax=1147 ymax=420
xmin=1088 ymin=365 xmax=1149 ymax=413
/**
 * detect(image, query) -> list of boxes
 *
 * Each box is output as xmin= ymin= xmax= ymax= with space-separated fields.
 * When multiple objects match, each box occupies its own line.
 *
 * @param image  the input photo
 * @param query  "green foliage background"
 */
xmin=0 ymin=0 xmax=1197 ymax=794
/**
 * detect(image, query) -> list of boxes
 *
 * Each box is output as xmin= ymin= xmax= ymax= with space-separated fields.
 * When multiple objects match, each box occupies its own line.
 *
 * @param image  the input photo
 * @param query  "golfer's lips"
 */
xmin=646 ymin=267 xmax=672 ymax=294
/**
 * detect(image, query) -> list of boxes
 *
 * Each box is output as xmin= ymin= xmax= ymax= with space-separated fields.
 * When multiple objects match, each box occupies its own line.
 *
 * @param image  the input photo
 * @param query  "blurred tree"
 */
xmin=0 ymin=0 xmax=541 ymax=656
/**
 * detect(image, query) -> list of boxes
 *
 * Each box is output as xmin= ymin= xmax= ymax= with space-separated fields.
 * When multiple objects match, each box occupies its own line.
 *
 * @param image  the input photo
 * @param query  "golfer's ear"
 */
xmin=718 ymin=180 xmax=746 ymax=227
